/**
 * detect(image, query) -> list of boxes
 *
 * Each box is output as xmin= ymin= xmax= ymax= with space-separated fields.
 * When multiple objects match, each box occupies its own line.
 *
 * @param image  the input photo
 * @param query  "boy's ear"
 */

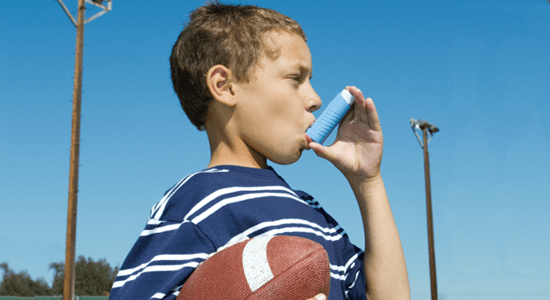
xmin=207 ymin=65 xmax=236 ymax=107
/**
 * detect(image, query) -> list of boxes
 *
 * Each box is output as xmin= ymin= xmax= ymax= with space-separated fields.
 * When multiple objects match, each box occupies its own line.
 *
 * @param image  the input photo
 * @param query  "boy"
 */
xmin=110 ymin=2 xmax=409 ymax=300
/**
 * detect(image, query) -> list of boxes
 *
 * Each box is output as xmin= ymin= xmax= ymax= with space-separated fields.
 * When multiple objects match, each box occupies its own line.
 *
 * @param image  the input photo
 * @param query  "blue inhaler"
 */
xmin=306 ymin=89 xmax=355 ymax=145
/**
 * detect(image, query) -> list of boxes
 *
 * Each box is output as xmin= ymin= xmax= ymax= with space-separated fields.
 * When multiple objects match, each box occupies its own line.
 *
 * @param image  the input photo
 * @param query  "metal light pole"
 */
xmin=56 ymin=1 xmax=112 ymax=300
xmin=410 ymin=118 xmax=440 ymax=300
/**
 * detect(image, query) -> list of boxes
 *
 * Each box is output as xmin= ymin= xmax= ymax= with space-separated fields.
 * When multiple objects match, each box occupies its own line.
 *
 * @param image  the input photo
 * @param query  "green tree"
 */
xmin=0 ymin=262 xmax=51 ymax=296
xmin=50 ymin=256 xmax=119 ymax=296
xmin=49 ymin=262 xmax=64 ymax=295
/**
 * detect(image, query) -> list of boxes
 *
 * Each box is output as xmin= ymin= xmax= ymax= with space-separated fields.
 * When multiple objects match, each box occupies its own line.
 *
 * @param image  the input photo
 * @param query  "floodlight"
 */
xmin=411 ymin=118 xmax=439 ymax=148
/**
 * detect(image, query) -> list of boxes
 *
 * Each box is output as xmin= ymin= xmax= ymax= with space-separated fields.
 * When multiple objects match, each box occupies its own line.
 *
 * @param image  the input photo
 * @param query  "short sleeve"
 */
xmin=344 ymin=251 xmax=367 ymax=300
xmin=109 ymin=220 xmax=216 ymax=300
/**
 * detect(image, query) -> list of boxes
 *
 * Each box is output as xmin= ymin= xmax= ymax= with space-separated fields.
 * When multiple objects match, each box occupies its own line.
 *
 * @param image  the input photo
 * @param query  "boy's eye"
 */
xmin=289 ymin=74 xmax=303 ymax=83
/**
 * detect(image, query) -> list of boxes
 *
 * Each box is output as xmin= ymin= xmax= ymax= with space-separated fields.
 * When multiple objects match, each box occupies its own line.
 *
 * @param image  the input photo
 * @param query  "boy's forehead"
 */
xmin=261 ymin=30 xmax=312 ymax=71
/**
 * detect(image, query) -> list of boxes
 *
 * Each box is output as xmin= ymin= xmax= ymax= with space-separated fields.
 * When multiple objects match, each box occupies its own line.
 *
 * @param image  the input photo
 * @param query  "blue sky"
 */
xmin=1 ymin=0 xmax=549 ymax=299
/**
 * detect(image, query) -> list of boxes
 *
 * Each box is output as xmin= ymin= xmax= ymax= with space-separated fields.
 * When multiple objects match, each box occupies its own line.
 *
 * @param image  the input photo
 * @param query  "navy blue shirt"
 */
xmin=110 ymin=165 xmax=366 ymax=300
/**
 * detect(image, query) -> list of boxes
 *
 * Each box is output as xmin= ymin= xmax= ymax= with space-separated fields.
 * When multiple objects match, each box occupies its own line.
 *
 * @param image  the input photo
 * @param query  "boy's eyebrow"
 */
xmin=296 ymin=64 xmax=313 ymax=79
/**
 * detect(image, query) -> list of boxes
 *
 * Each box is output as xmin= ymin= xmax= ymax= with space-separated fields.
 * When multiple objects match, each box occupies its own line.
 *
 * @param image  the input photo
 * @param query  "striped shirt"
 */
xmin=109 ymin=165 xmax=366 ymax=300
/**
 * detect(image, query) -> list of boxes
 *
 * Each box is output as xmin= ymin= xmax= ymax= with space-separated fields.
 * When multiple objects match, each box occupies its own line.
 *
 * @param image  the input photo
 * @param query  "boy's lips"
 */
xmin=304 ymin=120 xmax=315 ymax=148
xmin=304 ymin=133 xmax=313 ymax=149
xmin=306 ymin=121 xmax=315 ymax=131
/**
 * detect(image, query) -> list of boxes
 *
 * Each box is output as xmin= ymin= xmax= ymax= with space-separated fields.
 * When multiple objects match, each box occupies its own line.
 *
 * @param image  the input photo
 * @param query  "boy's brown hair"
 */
xmin=169 ymin=2 xmax=306 ymax=130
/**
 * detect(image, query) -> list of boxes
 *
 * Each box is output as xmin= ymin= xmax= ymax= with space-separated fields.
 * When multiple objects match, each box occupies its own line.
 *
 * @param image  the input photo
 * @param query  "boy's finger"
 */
xmin=365 ymin=97 xmax=382 ymax=132
xmin=346 ymin=86 xmax=370 ymax=124
xmin=308 ymin=294 xmax=326 ymax=300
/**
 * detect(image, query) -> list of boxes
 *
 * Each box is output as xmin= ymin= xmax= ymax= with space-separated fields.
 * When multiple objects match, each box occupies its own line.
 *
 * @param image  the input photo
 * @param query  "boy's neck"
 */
xmin=207 ymin=148 xmax=268 ymax=169
xmin=206 ymin=128 xmax=269 ymax=169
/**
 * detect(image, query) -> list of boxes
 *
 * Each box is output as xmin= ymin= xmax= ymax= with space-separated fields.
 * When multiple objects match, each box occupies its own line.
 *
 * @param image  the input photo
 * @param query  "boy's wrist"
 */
xmin=345 ymin=172 xmax=383 ymax=191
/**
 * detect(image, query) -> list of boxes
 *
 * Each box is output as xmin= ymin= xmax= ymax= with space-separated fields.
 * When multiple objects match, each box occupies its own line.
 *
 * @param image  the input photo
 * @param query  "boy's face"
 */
xmin=232 ymin=31 xmax=322 ymax=165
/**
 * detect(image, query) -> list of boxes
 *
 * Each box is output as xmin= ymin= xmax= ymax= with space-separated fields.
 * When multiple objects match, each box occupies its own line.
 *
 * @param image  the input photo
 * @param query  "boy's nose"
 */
xmin=305 ymin=90 xmax=322 ymax=113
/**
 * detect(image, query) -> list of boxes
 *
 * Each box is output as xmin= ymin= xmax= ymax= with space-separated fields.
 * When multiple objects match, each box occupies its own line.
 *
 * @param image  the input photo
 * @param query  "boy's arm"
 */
xmin=309 ymin=86 xmax=410 ymax=300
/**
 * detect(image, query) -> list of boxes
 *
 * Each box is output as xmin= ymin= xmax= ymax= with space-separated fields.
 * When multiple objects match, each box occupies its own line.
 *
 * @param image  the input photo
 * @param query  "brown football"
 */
xmin=177 ymin=235 xmax=330 ymax=300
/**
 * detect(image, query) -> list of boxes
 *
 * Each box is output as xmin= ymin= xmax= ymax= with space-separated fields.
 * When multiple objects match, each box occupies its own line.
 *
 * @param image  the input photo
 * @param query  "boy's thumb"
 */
xmin=309 ymin=142 xmax=336 ymax=163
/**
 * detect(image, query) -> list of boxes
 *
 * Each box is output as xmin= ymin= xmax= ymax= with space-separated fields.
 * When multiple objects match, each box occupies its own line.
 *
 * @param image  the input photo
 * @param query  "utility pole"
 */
xmin=410 ymin=118 xmax=440 ymax=300
xmin=56 ymin=1 xmax=112 ymax=300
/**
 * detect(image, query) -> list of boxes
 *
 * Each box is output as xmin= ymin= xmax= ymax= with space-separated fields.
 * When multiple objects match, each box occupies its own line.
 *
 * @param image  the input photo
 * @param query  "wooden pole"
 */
xmin=63 ymin=0 xmax=85 ymax=299
xmin=423 ymin=128 xmax=438 ymax=300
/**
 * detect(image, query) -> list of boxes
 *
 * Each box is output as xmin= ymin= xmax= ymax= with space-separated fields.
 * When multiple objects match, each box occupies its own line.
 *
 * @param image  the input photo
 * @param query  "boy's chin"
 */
xmin=268 ymin=150 xmax=303 ymax=165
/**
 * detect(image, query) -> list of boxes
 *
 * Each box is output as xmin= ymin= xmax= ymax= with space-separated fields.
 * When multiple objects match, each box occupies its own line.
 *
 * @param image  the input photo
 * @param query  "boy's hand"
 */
xmin=310 ymin=87 xmax=410 ymax=299
xmin=307 ymin=294 xmax=326 ymax=300
xmin=309 ymin=86 xmax=383 ymax=183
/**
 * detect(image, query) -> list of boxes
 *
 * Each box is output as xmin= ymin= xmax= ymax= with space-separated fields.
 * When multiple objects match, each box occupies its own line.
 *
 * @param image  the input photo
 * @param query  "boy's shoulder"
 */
xmin=153 ymin=165 xmax=300 ymax=222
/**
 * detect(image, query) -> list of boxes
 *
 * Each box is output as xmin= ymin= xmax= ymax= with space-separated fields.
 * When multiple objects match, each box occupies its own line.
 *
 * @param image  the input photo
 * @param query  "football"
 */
xmin=177 ymin=235 xmax=330 ymax=300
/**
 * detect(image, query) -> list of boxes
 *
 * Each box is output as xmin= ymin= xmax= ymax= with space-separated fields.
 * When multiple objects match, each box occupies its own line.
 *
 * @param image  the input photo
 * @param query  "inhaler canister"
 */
xmin=306 ymin=89 xmax=355 ymax=145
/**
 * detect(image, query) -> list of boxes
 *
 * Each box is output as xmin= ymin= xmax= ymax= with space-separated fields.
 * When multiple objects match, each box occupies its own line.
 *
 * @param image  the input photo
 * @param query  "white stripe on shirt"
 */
xmin=331 ymin=264 xmax=347 ymax=273
xmin=117 ymin=253 xmax=210 ymax=277
xmin=113 ymin=261 xmax=202 ymax=289
xmin=343 ymin=253 xmax=359 ymax=274
xmin=152 ymin=169 xmax=229 ymax=220
xmin=330 ymin=272 xmax=347 ymax=281
xmin=140 ymin=222 xmax=183 ymax=236
xmin=191 ymin=192 xmax=308 ymax=224
xmin=184 ymin=185 xmax=299 ymax=221
xmin=223 ymin=218 xmax=342 ymax=248
xmin=151 ymin=174 xmax=193 ymax=219
xmin=261 ymin=226 xmax=344 ymax=242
